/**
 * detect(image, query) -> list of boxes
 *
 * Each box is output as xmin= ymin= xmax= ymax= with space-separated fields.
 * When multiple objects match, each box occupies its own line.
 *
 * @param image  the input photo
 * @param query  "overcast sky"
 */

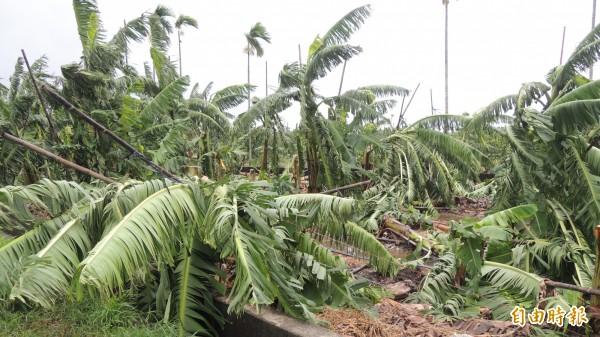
xmin=1 ymin=1 xmax=598 ymax=127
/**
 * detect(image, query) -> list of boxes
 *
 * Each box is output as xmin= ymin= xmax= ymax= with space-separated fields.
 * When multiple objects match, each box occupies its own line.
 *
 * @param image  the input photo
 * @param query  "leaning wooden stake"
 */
xmin=1 ymin=132 xmax=116 ymax=184
xmin=21 ymin=49 xmax=59 ymax=144
xmin=321 ymin=180 xmax=371 ymax=195
xmin=41 ymin=85 xmax=182 ymax=183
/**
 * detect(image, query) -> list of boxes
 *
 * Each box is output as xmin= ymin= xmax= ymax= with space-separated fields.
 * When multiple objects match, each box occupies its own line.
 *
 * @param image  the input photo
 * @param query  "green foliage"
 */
xmin=0 ymin=297 xmax=177 ymax=336
xmin=0 ymin=178 xmax=396 ymax=336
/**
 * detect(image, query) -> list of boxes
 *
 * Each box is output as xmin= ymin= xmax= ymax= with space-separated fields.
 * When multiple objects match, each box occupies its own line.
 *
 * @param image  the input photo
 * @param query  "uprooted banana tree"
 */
xmin=0 ymin=177 xmax=401 ymax=336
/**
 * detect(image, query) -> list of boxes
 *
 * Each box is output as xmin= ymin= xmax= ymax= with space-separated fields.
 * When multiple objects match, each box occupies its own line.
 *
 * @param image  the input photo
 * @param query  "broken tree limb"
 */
xmin=41 ymin=85 xmax=182 ymax=183
xmin=21 ymin=50 xmax=60 ymax=144
xmin=544 ymin=279 xmax=600 ymax=297
xmin=322 ymin=180 xmax=371 ymax=195
xmin=1 ymin=132 xmax=116 ymax=184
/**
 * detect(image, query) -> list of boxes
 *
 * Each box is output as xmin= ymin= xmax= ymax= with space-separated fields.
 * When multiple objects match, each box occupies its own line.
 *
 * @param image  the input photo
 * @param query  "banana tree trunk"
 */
xmin=592 ymin=225 xmax=600 ymax=306
xmin=261 ymin=132 xmax=268 ymax=172
xmin=306 ymin=130 xmax=320 ymax=193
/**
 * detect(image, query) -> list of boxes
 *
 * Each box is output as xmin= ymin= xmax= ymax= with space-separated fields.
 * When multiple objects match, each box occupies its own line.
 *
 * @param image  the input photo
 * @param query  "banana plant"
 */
xmin=0 ymin=177 xmax=401 ymax=336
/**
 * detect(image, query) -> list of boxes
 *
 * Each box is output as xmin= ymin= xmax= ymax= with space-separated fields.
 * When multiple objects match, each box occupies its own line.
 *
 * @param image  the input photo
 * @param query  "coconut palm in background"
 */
xmin=443 ymin=0 xmax=450 ymax=116
xmin=175 ymin=15 xmax=199 ymax=77
xmin=406 ymin=23 xmax=600 ymax=323
xmin=243 ymin=22 xmax=271 ymax=162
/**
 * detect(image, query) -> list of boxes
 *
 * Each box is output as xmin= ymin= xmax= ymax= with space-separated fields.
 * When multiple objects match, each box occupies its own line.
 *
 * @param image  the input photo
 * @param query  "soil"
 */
xmin=318 ymin=197 xmax=532 ymax=337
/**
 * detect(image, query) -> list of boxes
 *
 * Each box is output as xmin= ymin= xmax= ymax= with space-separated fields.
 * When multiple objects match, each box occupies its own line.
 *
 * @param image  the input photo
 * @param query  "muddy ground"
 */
xmin=316 ymin=197 xmax=533 ymax=337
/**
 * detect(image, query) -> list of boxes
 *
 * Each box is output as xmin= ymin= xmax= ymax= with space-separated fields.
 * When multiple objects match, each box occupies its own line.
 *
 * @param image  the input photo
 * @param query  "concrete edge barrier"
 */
xmin=214 ymin=296 xmax=342 ymax=337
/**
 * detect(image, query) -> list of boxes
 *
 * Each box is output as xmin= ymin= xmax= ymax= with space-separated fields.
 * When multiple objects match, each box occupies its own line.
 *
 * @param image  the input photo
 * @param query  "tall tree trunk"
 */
xmin=247 ymin=47 xmax=252 ymax=162
xmin=261 ymin=132 xmax=269 ymax=172
xmin=592 ymin=0 xmax=597 ymax=79
xmin=261 ymin=61 xmax=269 ymax=171
xmin=444 ymin=2 xmax=449 ymax=116
xmin=270 ymin=128 xmax=278 ymax=173
xmin=178 ymin=30 xmax=182 ymax=77
xmin=306 ymin=125 xmax=320 ymax=192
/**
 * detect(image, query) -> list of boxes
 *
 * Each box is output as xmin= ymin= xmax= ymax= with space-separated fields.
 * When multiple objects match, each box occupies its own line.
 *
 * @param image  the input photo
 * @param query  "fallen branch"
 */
xmin=1 ymin=132 xmax=116 ymax=184
xmin=41 ymin=86 xmax=182 ymax=183
xmin=351 ymin=264 xmax=369 ymax=274
xmin=322 ymin=180 xmax=371 ymax=195
xmin=544 ymin=279 xmax=600 ymax=297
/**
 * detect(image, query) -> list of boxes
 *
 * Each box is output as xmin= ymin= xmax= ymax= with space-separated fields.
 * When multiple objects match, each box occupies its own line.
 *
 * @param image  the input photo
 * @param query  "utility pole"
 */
xmin=592 ymin=0 xmax=597 ymax=79
xmin=444 ymin=0 xmax=449 ymax=115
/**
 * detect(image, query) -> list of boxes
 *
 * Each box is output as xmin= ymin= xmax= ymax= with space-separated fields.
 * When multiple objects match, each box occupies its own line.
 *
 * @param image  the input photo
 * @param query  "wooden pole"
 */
xmin=592 ymin=0 xmax=597 ymax=79
xmin=178 ymin=29 xmax=182 ymax=77
xmin=321 ymin=180 xmax=371 ymax=195
xmin=560 ymin=26 xmax=566 ymax=65
xmin=41 ymin=86 xmax=182 ymax=183
xmin=401 ymin=83 xmax=420 ymax=116
xmin=1 ymin=132 xmax=115 ymax=184
xmin=338 ymin=60 xmax=347 ymax=96
xmin=546 ymin=279 xmax=600 ymax=297
xmin=124 ymin=20 xmax=128 ymax=66
xmin=21 ymin=50 xmax=59 ymax=144
xmin=430 ymin=89 xmax=434 ymax=115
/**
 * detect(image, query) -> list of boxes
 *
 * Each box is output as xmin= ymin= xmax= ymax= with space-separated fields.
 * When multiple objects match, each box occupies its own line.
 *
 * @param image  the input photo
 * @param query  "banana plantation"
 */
xmin=4 ymin=1 xmax=600 ymax=337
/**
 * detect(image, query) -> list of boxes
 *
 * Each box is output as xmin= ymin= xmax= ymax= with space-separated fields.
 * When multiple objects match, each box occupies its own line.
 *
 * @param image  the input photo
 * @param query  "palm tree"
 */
xmin=242 ymin=6 xmax=412 ymax=192
xmin=243 ymin=22 xmax=271 ymax=162
xmin=175 ymin=15 xmax=199 ymax=77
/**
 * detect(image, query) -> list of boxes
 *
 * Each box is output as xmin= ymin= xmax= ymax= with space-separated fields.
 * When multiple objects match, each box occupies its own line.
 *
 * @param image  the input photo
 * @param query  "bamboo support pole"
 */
xmin=41 ymin=85 xmax=182 ymax=183
xmin=21 ymin=50 xmax=59 ymax=144
xmin=1 ymin=132 xmax=115 ymax=184
xmin=321 ymin=180 xmax=371 ymax=195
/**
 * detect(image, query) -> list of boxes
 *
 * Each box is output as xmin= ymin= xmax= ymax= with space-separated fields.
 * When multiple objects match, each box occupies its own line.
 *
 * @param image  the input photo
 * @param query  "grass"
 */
xmin=0 ymin=297 xmax=178 ymax=337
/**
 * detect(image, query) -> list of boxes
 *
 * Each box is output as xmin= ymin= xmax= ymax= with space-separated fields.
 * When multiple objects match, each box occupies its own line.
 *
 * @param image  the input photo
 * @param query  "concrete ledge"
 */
xmin=214 ymin=297 xmax=342 ymax=337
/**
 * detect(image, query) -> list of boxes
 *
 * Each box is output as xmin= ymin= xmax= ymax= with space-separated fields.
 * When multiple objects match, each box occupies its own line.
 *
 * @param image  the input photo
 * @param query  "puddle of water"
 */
xmin=387 ymin=244 xmax=413 ymax=259
xmin=434 ymin=212 xmax=464 ymax=222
